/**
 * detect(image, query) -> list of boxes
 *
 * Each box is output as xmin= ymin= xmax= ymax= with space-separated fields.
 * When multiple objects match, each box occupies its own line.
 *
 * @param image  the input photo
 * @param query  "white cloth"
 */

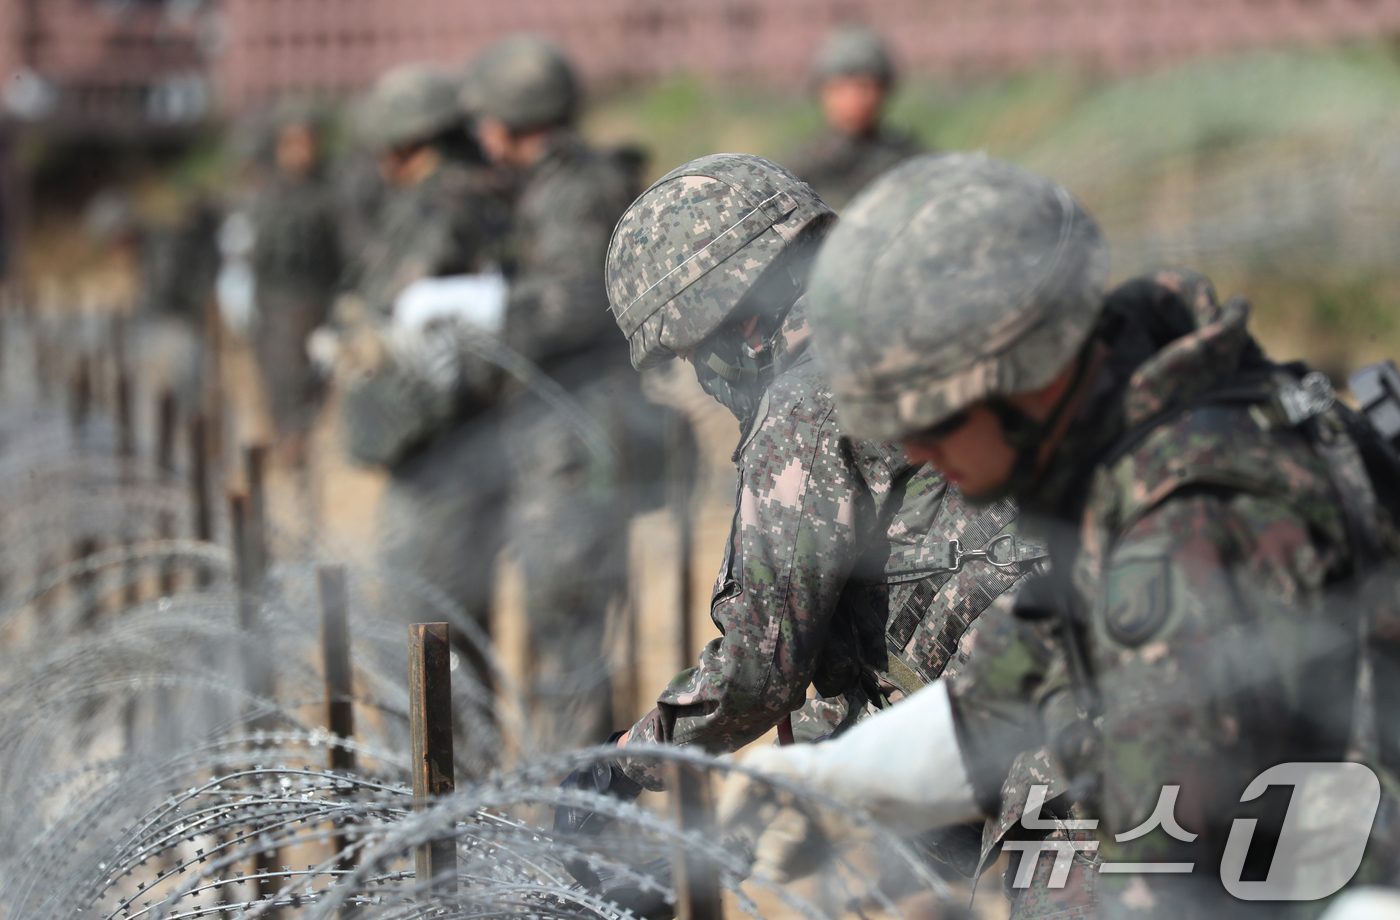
xmin=1318 ymin=888 xmax=1400 ymax=920
xmin=392 ymin=272 xmax=508 ymax=335
xmin=743 ymin=679 xmax=979 ymax=835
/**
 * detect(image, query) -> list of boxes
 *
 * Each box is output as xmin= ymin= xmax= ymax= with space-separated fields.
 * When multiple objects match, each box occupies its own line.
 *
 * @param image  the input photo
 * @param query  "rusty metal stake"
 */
xmin=319 ymin=564 xmax=356 ymax=877
xmin=409 ymin=622 xmax=457 ymax=893
xmin=668 ymin=761 xmax=724 ymax=920
xmin=319 ymin=565 xmax=354 ymax=771
xmin=232 ymin=489 xmax=278 ymax=914
xmin=188 ymin=413 xmax=212 ymax=588
xmin=156 ymin=391 xmax=177 ymax=596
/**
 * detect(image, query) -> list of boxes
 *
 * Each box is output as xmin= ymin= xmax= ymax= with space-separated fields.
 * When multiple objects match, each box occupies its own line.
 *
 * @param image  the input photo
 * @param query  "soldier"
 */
xmin=782 ymin=24 xmax=923 ymax=211
xmin=555 ymin=153 xmax=1045 ymax=894
xmin=720 ymin=153 xmax=1400 ymax=918
xmin=246 ymin=100 xmax=342 ymax=462
xmin=463 ymin=35 xmax=663 ymax=753
xmin=333 ymin=64 xmax=512 ymax=723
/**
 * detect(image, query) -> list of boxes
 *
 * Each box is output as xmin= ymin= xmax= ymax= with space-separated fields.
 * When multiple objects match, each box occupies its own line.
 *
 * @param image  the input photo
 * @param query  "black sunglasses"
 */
xmin=910 ymin=409 xmax=971 ymax=443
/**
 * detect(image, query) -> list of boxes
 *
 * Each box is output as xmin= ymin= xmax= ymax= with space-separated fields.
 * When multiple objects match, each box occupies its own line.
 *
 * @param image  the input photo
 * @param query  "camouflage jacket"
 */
xmin=250 ymin=172 xmax=342 ymax=299
xmin=499 ymin=130 xmax=635 ymax=377
xmin=338 ymin=161 xmax=510 ymax=469
xmin=624 ymin=298 xmax=1039 ymax=788
xmin=782 ymin=125 xmax=923 ymax=211
xmin=351 ymin=160 xmax=510 ymax=317
xmin=950 ymin=270 xmax=1400 ymax=918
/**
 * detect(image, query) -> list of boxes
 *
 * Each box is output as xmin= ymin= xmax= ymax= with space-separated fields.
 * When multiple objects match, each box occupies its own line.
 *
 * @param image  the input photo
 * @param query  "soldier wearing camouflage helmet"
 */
xmin=552 ymin=152 xmax=1048 ymax=888
xmin=782 ymin=24 xmax=923 ymax=211
xmin=463 ymin=34 xmax=665 ymax=754
xmin=721 ymin=153 xmax=1400 ymax=918
xmin=328 ymin=63 xmax=513 ymax=732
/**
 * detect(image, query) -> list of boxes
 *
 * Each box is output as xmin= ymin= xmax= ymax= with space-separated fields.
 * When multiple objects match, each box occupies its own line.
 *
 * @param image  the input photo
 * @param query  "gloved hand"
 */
xmin=574 ymin=856 xmax=675 ymax=920
xmin=553 ymin=731 xmax=645 ymax=886
xmin=716 ymin=680 xmax=982 ymax=882
xmin=554 ymin=732 xmax=645 ymax=838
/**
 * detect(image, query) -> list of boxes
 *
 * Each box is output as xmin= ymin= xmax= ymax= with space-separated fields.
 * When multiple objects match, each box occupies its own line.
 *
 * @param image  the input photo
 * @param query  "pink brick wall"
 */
xmin=213 ymin=0 xmax=1400 ymax=111
xmin=6 ymin=0 xmax=1400 ymax=120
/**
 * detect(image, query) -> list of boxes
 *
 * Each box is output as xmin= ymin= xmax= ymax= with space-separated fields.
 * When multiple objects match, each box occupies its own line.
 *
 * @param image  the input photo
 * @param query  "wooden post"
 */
xmin=319 ymin=564 xmax=356 ymax=876
xmin=115 ymin=369 xmax=134 ymax=462
xmin=233 ymin=489 xmax=279 ymax=914
xmin=188 ymin=413 xmax=212 ymax=588
xmin=230 ymin=492 xmax=273 ymax=705
xmin=244 ymin=445 xmax=269 ymax=583
xmin=156 ymin=391 xmax=177 ymax=473
xmin=156 ymin=391 xmax=177 ymax=596
xmin=319 ymin=565 xmax=354 ymax=771
xmin=409 ymin=622 xmax=456 ymax=893
xmin=68 ymin=357 xmax=91 ymax=437
xmin=668 ymin=762 xmax=724 ymax=920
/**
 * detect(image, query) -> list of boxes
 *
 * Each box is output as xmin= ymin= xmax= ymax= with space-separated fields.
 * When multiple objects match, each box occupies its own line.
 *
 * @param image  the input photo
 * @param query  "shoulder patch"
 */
xmin=1103 ymin=558 xmax=1173 ymax=647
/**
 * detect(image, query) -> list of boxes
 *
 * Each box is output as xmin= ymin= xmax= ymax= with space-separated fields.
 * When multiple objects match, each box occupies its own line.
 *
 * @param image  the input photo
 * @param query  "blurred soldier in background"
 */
xmin=465 ymin=35 xmax=663 ymax=752
xmin=721 ymin=153 xmax=1400 ymax=918
xmin=245 ymin=101 xmax=342 ymax=465
xmin=783 ymin=24 xmax=923 ymax=211
xmin=331 ymin=64 xmax=513 ymax=712
xmin=552 ymin=154 xmax=1046 ymax=902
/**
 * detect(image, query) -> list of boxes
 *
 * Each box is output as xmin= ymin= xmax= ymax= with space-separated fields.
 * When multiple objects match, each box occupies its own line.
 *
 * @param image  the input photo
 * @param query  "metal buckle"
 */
xmin=1277 ymin=371 xmax=1335 ymax=427
xmin=949 ymin=533 xmax=1024 ymax=572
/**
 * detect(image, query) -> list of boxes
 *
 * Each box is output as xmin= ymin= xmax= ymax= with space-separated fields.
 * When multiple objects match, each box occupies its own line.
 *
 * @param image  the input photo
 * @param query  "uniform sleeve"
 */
xmin=503 ymin=168 xmax=620 ymax=367
xmin=945 ymin=591 xmax=1063 ymax=814
xmin=1091 ymin=490 xmax=1347 ymax=910
xmin=623 ymin=391 xmax=876 ymax=788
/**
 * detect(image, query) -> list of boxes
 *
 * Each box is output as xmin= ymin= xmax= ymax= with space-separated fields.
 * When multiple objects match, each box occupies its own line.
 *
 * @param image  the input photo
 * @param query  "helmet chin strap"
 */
xmin=980 ymin=342 xmax=1100 ymax=501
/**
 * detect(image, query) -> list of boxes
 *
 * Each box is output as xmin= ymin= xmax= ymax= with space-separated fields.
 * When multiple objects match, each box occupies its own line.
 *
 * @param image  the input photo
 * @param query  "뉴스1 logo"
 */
xmin=1003 ymin=762 xmax=1381 ymax=901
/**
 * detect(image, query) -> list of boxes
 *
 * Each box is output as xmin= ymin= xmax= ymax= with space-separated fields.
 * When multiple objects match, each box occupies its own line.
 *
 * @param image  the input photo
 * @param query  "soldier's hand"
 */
xmin=553 ymin=732 xmax=645 ymax=887
xmin=715 ymin=747 xmax=845 ymax=883
xmin=718 ymin=682 xmax=984 ymax=881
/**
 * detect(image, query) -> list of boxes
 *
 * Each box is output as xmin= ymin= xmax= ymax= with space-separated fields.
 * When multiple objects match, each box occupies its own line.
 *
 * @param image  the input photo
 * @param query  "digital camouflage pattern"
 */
xmin=339 ymin=158 xmax=509 ymax=469
xmin=352 ymin=162 xmax=509 ymax=321
xmin=497 ymin=128 xmax=664 ymax=752
xmin=783 ymin=126 xmax=923 ymax=213
xmin=622 ymin=298 xmax=1037 ymax=788
xmin=947 ymin=268 xmax=1400 ymax=918
xmin=462 ymin=34 xmax=578 ymax=132
xmin=501 ymin=130 xmax=635 ymax=371
xmin=606 ymin=153 xmax=834 ymax=370
xmin=808 ymin=153 xmax=1109 ymax=441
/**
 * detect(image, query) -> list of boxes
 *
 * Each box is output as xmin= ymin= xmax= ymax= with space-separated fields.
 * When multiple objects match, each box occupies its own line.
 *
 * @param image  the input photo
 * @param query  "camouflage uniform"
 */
xmin=949 ymin=270 xmax=1400 ymax=918
xmin=495 ymin=127 xmax=659 ymax=752
xmin=249 ymin=167 xmax=341 ymax=441
xmin=623 ymin=296 xmax=1032 ymax=785
xmin=337 ymin=66 xmax=512 ymax=665
xmin=783 ymin=127 xmax=923 ymax=212
xmin=605 ymin=156 xmax=1040 ymax=855
xmin=783 ymin=24 xmax=923 ymax=210
xmin=807 ymin=154 xmax=1400 ymax=918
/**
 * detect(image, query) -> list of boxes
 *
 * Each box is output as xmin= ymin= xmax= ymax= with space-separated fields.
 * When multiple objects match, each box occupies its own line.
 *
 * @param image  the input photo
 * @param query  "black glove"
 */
xmin=575 ymin=856 xmax=675 ymax=920
xmin=553 ymin=731 xmax=645 ymax=838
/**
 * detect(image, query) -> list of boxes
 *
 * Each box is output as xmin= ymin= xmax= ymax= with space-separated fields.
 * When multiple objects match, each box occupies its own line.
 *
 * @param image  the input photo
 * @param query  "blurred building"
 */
xmin=215 ymin=0 xmax=1400 ymax=110
xmin=2 ymin=0 xmax=1398 ymax=123
xmin=0 ymin=0 xmax=213 ymax=128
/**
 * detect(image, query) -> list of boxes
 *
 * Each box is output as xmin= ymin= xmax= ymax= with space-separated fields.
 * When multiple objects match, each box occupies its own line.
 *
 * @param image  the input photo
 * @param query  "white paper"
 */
xmin=393 ymin=272 xmax=509 ymax=335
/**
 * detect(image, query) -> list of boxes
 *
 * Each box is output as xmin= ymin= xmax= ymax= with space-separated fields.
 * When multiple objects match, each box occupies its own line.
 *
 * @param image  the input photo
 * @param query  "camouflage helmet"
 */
xmin=606 ymin=153 xmax=836 ymax=370
xmin=356 ymin=64 xmax=463 ymax=152
xmin=813 ymin=24 xmax=895 ymax=87
xmin=808 ymin=152 xmax=1109 ymax=441
xmin=462 ymin=35 xmax=578 ymax=132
